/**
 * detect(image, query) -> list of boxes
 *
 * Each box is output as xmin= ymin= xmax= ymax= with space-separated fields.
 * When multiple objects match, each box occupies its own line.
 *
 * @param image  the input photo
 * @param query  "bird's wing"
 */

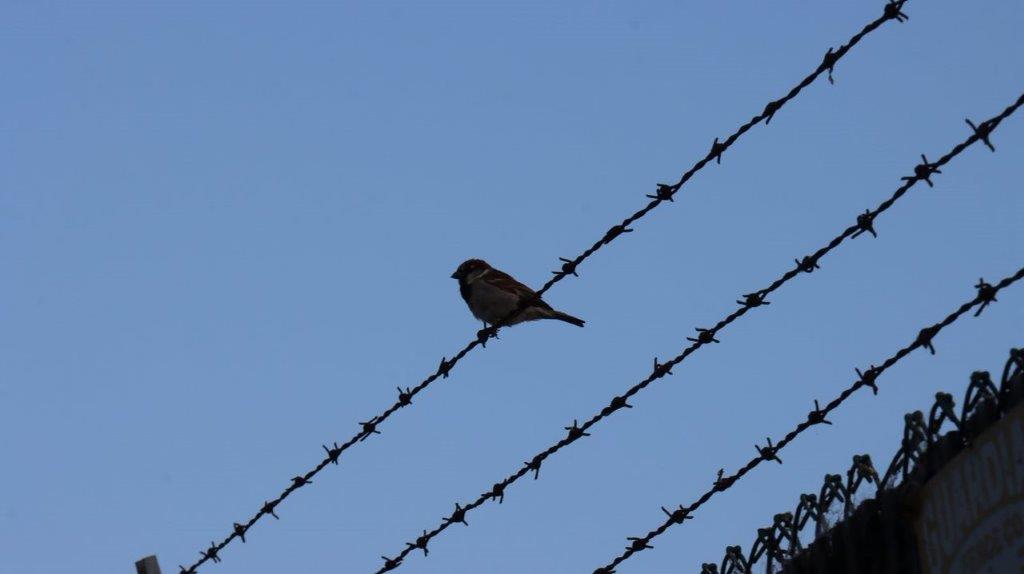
xmin=481 ymin=268 xmax=553 ymax=309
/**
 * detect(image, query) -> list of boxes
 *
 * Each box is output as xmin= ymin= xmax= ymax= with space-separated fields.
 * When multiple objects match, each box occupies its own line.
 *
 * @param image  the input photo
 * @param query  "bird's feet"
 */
xmin=477 ymin=323 xmax=499 ymax=347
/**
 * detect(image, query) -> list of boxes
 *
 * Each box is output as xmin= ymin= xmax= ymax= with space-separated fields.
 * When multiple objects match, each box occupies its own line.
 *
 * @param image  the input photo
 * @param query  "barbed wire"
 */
xmin=178 ymin=2 xmax=912 ymax=571
xmin=702 ymin=453 xmax=886 ymax=574
xmin=697 ymin=348 xmax=1023 ymax=574
xmin=877 ymin=350 xmax=1024 ymax=490
xmin=371 ymin=92 xmax=1023 ymax=573
xmin=593 ymin=278 xmax=1023 ymax=574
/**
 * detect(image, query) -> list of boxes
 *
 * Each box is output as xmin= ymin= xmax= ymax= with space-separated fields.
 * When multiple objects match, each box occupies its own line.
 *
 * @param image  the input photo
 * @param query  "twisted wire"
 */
xmin=373 ymin=91 xmax=1022 ymax=573
xmin=599 ymin=270 xmax=1023 ymax=572
xmin=179 ymin=2 xmax=912 ymax=571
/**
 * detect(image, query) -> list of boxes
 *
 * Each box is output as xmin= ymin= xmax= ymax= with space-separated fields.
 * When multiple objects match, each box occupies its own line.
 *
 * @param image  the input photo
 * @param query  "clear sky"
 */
xmin=2 ymin=1 xmax=1022 ymax=573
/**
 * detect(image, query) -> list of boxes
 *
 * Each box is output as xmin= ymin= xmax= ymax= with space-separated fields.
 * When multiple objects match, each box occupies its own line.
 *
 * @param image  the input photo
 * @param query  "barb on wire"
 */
xmin=179 ymin=2 xmax=913 ymax=571
xmin=595 ymin=270 xmax=1024 ymax=572
xmin=372 ymin=90 xmax=1023 ymax=573
xmin=702 ymin=349 xmax=1022 ymax=574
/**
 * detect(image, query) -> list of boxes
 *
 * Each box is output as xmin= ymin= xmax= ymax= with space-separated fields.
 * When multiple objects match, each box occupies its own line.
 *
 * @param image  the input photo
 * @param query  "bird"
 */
xmin=451 ymin=259 xmax=585 ymax=329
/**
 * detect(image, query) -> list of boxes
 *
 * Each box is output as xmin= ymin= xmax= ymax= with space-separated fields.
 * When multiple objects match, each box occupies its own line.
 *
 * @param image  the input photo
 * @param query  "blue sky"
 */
xmin=2 ymin=1 xmax=1022 ymax=573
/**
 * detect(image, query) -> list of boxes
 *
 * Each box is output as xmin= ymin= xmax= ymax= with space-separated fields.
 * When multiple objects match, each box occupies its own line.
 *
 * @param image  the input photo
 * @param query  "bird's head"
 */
xmin=451 ymin=259 xmax=490 ymax=280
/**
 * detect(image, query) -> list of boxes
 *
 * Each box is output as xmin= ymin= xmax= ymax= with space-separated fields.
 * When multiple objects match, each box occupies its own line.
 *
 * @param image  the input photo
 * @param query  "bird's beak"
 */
xmin=450 ymin=272 xmax=459 ymax=279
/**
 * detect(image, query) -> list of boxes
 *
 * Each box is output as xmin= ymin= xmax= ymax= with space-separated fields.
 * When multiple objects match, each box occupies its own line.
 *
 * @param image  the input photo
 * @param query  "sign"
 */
xmin=916 ymin=403 xmax=1024 ymax=574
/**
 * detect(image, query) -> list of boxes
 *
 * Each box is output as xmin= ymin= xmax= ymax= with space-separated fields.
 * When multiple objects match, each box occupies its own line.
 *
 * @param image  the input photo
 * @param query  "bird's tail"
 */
xmin=548 ymin=310 xmax=585 ymax=327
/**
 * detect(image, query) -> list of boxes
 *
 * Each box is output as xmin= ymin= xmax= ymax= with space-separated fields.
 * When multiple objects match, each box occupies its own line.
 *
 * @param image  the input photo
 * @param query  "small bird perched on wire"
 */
xmin=451 ymin=259 xmax=585 ymax=329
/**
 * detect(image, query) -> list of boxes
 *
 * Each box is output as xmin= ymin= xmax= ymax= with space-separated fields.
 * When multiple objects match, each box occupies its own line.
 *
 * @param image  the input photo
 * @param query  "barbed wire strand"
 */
xmin=179 ymin=2 xmax=912 ymax=571
xmin=596 ymin=268 xmax=1023 ymax=574
xmin=371 ymin=92 xmax=1023 ymax=573
xmin=697 ymin=350 xmax=1022 ymax=574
